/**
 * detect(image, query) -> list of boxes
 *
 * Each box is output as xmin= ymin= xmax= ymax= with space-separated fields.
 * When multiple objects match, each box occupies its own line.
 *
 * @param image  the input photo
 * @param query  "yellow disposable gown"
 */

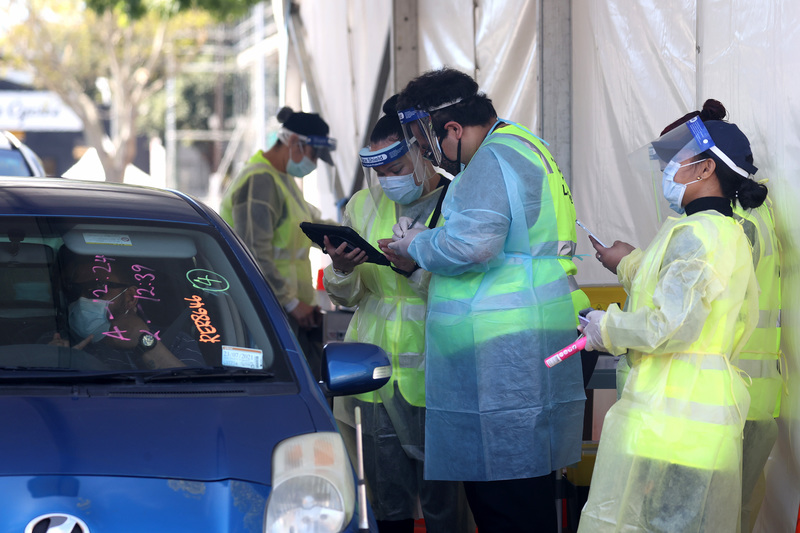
xmin=579 ymin=210 xmax=758 ymax=533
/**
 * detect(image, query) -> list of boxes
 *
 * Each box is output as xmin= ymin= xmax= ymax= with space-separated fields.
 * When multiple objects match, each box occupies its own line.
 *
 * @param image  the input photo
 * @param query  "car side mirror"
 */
xmin=321 ymin=342 xmax=391 ymax=396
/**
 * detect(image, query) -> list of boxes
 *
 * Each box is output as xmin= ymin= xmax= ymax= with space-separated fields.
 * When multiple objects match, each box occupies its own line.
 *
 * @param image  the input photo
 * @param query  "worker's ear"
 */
xmin=700 ymin=157 xmax=716 ymax=178
xmin=443 ymin=121 xmax=463 ymax=140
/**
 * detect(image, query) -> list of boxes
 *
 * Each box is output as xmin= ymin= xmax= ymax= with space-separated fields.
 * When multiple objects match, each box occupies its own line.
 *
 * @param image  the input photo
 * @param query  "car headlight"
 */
xmin=264 ymin=432 xmax=355 ymax=533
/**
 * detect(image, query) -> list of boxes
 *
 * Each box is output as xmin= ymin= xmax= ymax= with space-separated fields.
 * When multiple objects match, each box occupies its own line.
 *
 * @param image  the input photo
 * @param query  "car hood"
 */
xmin=7 ymin=475 xmax=270 ymax=532
xmin=0 ymin=392 xmax=320 ymax=485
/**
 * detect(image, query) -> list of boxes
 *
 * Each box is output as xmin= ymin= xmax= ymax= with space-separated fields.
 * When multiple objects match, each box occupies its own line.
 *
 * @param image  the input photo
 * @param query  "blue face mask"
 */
xmin=662 ymin=159 xmax=706 ymax=214
xmin=286 ymin=145 xmax=317 ymax=177
xmin=286 ymin=155 xmax=317 ymax=177
xmin=379 ymin=173 xmax=424 ymax=204
xmin=68 ymin=289 xmax=126 ymax=342
xmin=68 ymin=297 xmax=112 ymax=342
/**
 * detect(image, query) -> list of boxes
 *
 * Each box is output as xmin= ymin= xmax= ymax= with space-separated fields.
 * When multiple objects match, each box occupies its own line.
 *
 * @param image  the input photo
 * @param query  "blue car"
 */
xmin=0 ymin=177 xmax=388 ymax=532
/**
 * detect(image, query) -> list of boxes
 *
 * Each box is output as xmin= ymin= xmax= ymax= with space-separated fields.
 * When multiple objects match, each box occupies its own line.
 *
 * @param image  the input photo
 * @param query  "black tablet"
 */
xmin=300 ymin=222 xmax=390 ymax=266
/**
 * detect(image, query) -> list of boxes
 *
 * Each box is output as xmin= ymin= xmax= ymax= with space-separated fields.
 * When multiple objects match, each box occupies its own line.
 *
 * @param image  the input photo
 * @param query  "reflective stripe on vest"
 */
xmin=344 ymin=188 xmax=433 ymax=406
xmin=734 ymin=203 xmax=781 ymax=417
xmin=473 ymin=125 xmax=586 ymax=313
xmin=491 ymin=126 xmax=579 ymax=277
xmin=624 ymin=215 xmax=753 ymax=469
xmin=630 ymin=353 xmax=745 ymax=469
xmin=224 ymin=155 xmax=316 ymax=305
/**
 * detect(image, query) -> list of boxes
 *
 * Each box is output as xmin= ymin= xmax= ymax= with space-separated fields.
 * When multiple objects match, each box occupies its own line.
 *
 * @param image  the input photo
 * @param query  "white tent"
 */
xmin=62 ymin=146 xmax=165 ymax=188
xmin=274 ymin=1 xmax=800 ymax=529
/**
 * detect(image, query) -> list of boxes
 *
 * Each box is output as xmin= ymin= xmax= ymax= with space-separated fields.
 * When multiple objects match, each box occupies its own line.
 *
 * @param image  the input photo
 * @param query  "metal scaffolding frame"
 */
xmin=164 ymin=2 xmax=279 ymax=207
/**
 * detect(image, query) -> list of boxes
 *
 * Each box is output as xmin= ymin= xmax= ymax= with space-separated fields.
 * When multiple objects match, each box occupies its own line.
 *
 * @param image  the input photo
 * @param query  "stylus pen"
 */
xmin=400 ymin=214 xmax=424 ymax=239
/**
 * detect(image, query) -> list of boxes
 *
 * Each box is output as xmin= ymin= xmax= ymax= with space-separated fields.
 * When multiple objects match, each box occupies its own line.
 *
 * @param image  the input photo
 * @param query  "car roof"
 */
xmin=0 ymin=177 xmax=212 ymax=225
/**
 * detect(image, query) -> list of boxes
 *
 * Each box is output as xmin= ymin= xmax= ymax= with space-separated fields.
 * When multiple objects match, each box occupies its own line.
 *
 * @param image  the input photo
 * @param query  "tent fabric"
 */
xmin=62 ymin=147 xmax=160 ymax=187
xmin=572 ymin=4 xmax=800 ymax=529
xmin=291 ymin=1 xmax=799 ymax=530
xmin=295 ymin=0 xmax=392 ymax=222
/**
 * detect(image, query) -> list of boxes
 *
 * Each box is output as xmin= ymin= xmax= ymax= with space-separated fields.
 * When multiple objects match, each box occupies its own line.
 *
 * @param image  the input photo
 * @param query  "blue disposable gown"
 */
xmin=408 ymin=124 xmax=585 ymax=481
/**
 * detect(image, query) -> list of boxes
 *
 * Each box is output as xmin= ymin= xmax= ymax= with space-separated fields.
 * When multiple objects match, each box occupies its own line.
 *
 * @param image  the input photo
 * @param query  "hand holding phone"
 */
xmin=577 ymin=220 xmax=608 ymax=248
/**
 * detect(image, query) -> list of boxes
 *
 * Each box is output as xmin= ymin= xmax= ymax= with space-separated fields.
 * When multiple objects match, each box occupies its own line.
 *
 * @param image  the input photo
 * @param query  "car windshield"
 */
xmin=0 ymin=149 xmax=33 ymax=177
xmin=0 ymin=216 xmax=292 ymax=382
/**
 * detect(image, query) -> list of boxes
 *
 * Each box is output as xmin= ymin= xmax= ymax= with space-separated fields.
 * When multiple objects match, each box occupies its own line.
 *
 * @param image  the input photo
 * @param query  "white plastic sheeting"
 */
xmin=572 ymin=3 xmax=800 ymax=529
xmin=291 ymin=1 xmax=799 ymax=529
xmin=291 ymin=0 xmax=391 ymax=215
xmin=294 ymin=0 xmax=546 ymax=216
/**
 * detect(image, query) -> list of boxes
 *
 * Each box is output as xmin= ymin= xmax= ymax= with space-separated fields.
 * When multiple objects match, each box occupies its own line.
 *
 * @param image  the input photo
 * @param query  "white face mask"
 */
xmin=662 ymin=159 xmax=706 ymax=214
xmin=379 ymin=173 xmax=424 ymax=204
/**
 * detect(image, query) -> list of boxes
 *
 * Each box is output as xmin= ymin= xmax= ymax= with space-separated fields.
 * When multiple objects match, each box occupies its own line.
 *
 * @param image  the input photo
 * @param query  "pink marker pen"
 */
xmin=544 ymin=335 xmax=587 ymax=368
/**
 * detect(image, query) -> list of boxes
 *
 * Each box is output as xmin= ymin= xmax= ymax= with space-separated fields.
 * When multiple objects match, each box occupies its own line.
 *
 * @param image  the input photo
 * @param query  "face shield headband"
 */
xmin=648 ymin=116 xmax=751 ymax=177
xmin=397 ymin=97 xmax=463 ymax=166
xmin=278 ymin=128 xmax=337 ymax=165
xmin=359 ymin=140 xmax=409 ymax=168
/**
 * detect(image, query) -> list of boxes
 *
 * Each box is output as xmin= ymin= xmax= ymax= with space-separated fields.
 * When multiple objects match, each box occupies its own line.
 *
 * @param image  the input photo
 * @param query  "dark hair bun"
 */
xmin=738 ymin=178 xmax=768 ymax=209
xmin=382 ymin=95 xmax=399 ymax=116
xmin=276 ymin=106 xmax=294 ymax=123
xmin=699 ymin=99 xmax=726 ymax=121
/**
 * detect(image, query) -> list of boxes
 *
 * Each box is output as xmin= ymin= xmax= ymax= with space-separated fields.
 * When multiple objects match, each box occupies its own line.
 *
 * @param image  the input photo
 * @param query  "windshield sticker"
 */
xmin=83 ymin=233 xmax=133 ymax=246
xmin=185 ymin=295 xmax=221 ymax=343
xmin=222 ymin=345 xmax=263 ymax=370
xmin=186 ymin=269 xmax=230 ymax=292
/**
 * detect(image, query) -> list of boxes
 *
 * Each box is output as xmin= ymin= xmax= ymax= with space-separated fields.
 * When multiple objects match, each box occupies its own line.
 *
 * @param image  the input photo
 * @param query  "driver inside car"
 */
xmin=47 ymin=257 xmax=204 ymax=370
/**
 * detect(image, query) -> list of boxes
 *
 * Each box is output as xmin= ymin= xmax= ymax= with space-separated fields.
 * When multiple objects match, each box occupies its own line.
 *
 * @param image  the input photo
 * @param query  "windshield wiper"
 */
xmin=0 ymin=368 xmax=145 ymax=383
xmin=0 ymin=366 xmax=275 ymax=384
xmin=142 ymin=366 xmax=275 ymax=383
xmin=0 ymin=366 xmax=79 ymax=372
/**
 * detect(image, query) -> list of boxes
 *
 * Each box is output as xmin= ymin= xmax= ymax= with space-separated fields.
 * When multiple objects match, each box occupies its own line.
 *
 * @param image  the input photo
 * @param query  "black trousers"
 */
xmin=463 ymin=471 xmax=556 ymax=533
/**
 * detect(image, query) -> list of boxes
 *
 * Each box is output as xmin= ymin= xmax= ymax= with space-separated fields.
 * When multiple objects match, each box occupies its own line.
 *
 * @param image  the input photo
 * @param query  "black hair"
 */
xmin=369 ymin=95 xmax=404 ymax=145
xmin=707 ymin=153 xmax=767 ymax=209
xmin=662 ymin=99 xmax=767 ymax=209
xmin=276 ymin=106 xmax=330 ymax=138
xmin=660 ymin=99 xmax=727 ymax=136
xmin=396 ymin=67 xmax=496 ymax=139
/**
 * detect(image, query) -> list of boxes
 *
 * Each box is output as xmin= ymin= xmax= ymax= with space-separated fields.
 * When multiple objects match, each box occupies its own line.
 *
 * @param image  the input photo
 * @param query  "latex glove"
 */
xmin=378 ymin=238 xmax=417 ymax=273
xmin=388 ymin=227 xmax=426 ymax=258
xmin=391 ymin=216 xmax=427 ymax=240
xmin=579 ymin=310 xmax=607 ymax=352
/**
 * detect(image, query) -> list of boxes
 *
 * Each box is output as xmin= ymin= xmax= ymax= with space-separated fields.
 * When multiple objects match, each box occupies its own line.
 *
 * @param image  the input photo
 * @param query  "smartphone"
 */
xmin=576 ymin=220 xmax=608 ymax=248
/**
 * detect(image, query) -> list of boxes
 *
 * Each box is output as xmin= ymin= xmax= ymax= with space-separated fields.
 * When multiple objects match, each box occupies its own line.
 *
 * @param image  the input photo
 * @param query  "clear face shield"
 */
xmin=278 ymin=128 xmax=337 ymax=165
xmin=627 ymin=116 xmax=715 ymax=222
xmin=397 ymin=107 xmax=441 ymax=166
xmin=359 ymin=138 xmax=438 ymax=219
